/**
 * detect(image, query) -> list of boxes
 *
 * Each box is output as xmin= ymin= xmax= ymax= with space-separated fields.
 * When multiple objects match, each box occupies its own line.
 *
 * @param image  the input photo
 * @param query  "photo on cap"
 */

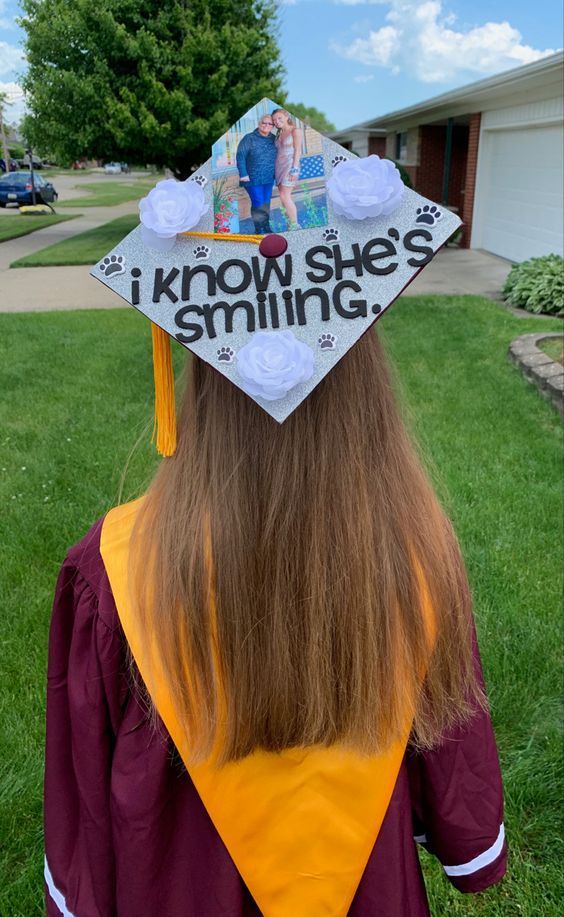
xmin=211 ymin=99 xmax=328 ymax=235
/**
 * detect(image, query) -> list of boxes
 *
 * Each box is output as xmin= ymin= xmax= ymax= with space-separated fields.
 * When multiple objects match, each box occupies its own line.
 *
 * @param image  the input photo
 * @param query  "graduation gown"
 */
xmin=44 ymin=512 xmax=507 ymax=917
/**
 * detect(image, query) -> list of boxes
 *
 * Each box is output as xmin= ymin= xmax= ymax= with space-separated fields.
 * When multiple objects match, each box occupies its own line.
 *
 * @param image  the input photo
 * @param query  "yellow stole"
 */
xmin=100 ymin=499 xmax=423 ymax=916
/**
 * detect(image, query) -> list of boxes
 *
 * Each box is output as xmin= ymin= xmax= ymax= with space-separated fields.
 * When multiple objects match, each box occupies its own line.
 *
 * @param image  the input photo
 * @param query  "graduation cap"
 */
xmin=92 ymin=98 xmax=461 ymax=455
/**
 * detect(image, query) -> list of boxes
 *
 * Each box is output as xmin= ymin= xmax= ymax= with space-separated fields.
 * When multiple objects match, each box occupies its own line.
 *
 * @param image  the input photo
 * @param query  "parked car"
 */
xmin=120 ymin=162 xmax=130 ymax=174
xmin=0 ymin=158 xmax=19 ymax=173
xmin=23 ymin=154 xmax=44 ymax=169
xmin=0 ymin=171 xmax=58 ymax=207
xmin=104 ymin=162 xmax=122 ymax=174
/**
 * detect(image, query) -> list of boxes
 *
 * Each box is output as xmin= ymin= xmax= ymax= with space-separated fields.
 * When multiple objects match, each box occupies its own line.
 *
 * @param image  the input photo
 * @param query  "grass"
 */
xmin=0 ymin=296 xmax=562 ymax=915
xmin=537 ymin=335 xmax=563 ymax=365
xmin=10 ymin=214 xmax=139 ymax=267
xmin=57 ymin=179 xmax=155 ymax=208
xmin=0 ymin=212 xmax=80 ymax=244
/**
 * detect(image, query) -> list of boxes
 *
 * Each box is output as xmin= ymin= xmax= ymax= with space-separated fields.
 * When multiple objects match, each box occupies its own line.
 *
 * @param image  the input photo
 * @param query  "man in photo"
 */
xmin=236 ymin=114 xmax=277 ymax=234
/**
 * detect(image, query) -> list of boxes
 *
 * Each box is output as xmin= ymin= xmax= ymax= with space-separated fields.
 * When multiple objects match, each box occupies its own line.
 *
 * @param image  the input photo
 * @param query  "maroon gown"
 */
xmin=44 ymin=518 xmax=507 ymax=917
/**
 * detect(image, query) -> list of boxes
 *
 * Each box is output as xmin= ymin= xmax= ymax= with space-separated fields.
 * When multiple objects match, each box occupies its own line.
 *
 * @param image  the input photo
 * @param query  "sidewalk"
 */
xmin=0 ymin=199 xmax=140 ymax=311
xmin=0 ymin=199 xmax=139 ymax=272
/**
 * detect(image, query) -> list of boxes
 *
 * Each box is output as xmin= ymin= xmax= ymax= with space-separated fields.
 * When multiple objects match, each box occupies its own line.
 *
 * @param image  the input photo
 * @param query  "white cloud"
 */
xmin=354 ymin=73 xmax=375 ymax=83
xmin=332 ymin=0 xmax=557 ymax=82
xmin=0 ymin=81 xmax=26 ymax=123
xmin=0 ymin=40 xmax=24 ymax=77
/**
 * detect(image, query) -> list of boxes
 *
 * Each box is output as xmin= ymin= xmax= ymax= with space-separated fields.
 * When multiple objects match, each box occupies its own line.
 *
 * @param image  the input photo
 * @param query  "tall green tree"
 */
xmin=19 ymin=0 xmax=285 ymax=176
xmin=0 ymin=91 xmax=12 ymax=169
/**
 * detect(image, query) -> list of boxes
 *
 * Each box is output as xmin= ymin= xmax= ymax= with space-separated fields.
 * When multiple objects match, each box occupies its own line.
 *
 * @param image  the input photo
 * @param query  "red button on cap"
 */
xmin=259 ymin=234 xmax=288 ymax=258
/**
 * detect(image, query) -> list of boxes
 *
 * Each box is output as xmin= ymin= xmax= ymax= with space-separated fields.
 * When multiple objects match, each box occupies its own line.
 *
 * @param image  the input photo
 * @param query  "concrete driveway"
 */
xmin=403 ymin=247 xmax=512 ymax=299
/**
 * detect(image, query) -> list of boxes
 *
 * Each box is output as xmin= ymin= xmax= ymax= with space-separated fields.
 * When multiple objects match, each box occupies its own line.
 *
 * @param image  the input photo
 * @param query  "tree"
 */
xmin=286 ymin=103 xmax=336 ymax=134
xmin=19 ymin=0 xmax=285 ymax=177
xmin=0 ymin=92 xmax=12 ymax=170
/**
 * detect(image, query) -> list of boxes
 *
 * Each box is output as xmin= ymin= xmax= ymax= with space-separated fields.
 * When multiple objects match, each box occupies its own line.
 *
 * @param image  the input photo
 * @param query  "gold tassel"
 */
xmin=151 ymin=322 xmax=177 ymax=457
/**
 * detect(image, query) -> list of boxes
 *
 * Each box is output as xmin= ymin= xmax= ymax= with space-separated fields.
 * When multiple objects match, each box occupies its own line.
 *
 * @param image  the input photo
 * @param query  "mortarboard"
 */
xmin=92 ymin=98 xmax=461 ymax=454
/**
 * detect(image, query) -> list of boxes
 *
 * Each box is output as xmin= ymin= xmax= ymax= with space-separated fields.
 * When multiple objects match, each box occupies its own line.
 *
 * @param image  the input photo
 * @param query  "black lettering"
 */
xmin=305 ymin=245 xmax=333 ymax=283
xmin=174 ymin=305 xmax=204 ymax=343
xmin=268 ymin=292 xmax=280 ymax=328
xmin=131 ymin=267 xmax=141 ymax=306
xmin=181 ymin=264 xmax=217 ymax=301
xmin=152 ymin=267 xmax=179 ymax=304
xmin=251 ymin=254 xmax=293 ymax=291
xmin=333 ymin=243 xmax=363 ymax=281
xmin=282 ymin=290 xmax=294 ymax=326
xmin=216 ymin=259 xmax=252 ymax=294
xmin=256 ymin=292 xmax=267 ymax=329
xmin=361 ymin=238 xmax=398 ymax=275
xmin=202 ymin=300 xmax=256 ymax=339
xmin=402 ymin=229 xmax=433 ymax=267
xmin=294 ymin=287 xmax=331 ymax=325
xmin=332 ymin=281 xmax=368 ymax=319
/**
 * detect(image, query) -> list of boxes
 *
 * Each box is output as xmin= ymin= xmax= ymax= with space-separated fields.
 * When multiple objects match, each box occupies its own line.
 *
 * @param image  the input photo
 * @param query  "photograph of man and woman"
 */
xmin=211 ymin=99 xmax=328 ymax=235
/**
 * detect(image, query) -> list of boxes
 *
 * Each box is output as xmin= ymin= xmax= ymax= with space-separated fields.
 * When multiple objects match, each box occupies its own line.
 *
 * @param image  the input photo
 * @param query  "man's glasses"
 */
xmin=260 ymin=120 xmax=273 ymax=126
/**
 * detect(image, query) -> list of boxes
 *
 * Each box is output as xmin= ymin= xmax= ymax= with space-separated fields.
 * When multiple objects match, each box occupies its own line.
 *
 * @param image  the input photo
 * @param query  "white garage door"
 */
xmin=473 ymin=123 xmax=563 ymax=262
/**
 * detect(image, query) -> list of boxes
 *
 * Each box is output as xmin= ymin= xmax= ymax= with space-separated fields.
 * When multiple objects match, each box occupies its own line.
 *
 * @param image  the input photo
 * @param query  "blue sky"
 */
xmin=1 ymin=0 xmax=562 ymax=130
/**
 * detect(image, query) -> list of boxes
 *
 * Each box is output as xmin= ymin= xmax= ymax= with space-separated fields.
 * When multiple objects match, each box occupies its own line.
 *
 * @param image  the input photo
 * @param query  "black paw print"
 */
xmin=217 ymin=346 xmax=235 ymax=364
xmin=193 ymin=245 xmax=210 ymax=260
xmin=99 ymin=254 xmax=125 ymax=277
xmin=415 ymin=205 xmax=442 ymax=226
xmin=331 ymin=155 xmax=348 ymax=168
xmin=191 ymin=174 xmax=208 ymax=187
xmin=318 ymin=333 xmax=337 ymax=351
xmin=322 ymin=227 xmax=340 ymax=243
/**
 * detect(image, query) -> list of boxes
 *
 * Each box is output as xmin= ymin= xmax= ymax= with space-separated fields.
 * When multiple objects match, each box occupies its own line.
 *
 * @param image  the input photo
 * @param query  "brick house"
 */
xmin=331 ymin=52 xmax=563 ymax=262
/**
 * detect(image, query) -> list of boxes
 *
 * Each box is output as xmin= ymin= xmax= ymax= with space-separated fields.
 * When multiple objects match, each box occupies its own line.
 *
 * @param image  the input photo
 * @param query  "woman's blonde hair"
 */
xmin=271 ymin=108 xmax=294 ymax=138
xmin=132 ymin=332 xmax=481 ymax=764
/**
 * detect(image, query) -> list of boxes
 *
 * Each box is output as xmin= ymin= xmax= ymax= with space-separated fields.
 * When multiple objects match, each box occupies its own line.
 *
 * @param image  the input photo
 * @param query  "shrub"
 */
xmin=503 ymin=254 xmax=564 ymax=317
xmin=393 ymin=161 xmax=413 ymax=189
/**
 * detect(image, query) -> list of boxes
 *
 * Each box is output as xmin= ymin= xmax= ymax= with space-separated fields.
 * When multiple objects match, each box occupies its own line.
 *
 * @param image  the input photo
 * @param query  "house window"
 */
xmin=395 ymin=131 xmax=407 ymax=162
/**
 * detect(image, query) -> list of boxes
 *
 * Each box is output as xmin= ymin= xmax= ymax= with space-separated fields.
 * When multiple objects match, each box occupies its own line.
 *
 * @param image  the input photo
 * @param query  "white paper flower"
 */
xmin=139 ymin=178 xmax=208 ymax=251
xmin=327 ymin=155 xmax=404 ymax=221
xmin=236 ymin=330 xmax=315 ymax=402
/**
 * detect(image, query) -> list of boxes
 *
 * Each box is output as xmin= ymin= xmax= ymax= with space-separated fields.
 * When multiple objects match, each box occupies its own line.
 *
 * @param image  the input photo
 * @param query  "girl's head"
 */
xmin=272 ymin=108 xmax=293 ymax=130
xmin=134 ymin=331 xmax=482 ymax=764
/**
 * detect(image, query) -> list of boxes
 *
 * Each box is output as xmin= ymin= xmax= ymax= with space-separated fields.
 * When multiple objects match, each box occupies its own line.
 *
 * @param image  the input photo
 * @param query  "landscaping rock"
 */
xmin=508 ymin=332 xmax=563 ymax=418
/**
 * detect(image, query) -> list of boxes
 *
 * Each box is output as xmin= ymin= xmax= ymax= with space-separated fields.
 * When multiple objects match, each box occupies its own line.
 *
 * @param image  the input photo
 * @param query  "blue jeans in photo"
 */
xmin=245 ymin=182 xmax=274 ymax=233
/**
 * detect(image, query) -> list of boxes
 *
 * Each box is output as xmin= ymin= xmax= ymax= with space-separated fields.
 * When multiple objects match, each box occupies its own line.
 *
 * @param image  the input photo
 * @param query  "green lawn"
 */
xmin=538 ymin=335 xmax=563 ymax=365
xmin=10 ymin=214 xmax=138 ymax=267
xmin=57 ymin=179 xmax=156 ymax=208
xmin=0 ymin=212 xmax=80 ymax=244
xmin=0 ymin=297 xmax=562 ymax=915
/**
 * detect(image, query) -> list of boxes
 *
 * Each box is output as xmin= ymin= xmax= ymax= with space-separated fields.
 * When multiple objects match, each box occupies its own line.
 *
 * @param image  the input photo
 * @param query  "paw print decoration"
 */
xmin=191 ymin=174 xmax=208 ymax=188
xmin=318 ymin=333 xmax=337 ymax=351
xmin=217 ymin=346 xmax=235 ymax=364
xmin=331 ymin=155 xmax=348 ymax=168
xmin=415 ymin=205 xmax=442 ymax=226
xmin=98 ymin=254 xmax=126 ymax=277
xmin=322 ymin=227 xmax=340 ymax=243
xmin=193 ymin=245 xmax=211 ymax=261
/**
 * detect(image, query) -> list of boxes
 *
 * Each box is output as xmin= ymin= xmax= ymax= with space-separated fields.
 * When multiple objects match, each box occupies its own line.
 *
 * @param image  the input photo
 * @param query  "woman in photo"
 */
xmin=272 ymin=108 xmax=302 ymax=230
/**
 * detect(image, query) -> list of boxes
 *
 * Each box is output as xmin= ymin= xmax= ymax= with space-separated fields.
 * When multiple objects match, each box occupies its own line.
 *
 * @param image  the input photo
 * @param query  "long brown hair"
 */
xmin=132 ymin=331 xmax=482 ymax=765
